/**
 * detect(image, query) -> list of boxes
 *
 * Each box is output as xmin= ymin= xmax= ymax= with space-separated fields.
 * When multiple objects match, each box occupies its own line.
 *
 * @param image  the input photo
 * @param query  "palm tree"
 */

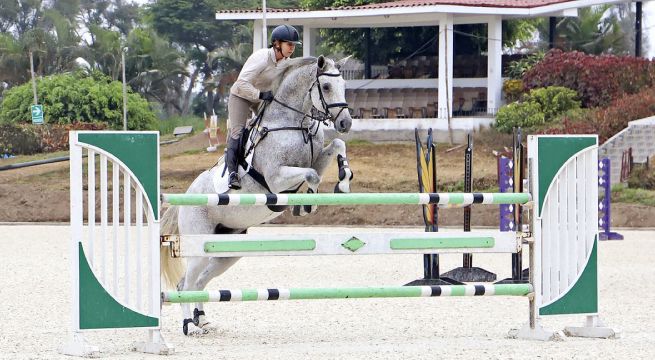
xmin=539 ymin=5 xmax=627 ymax=55
xmin=127 ymin=28 xmax=189 ymax=115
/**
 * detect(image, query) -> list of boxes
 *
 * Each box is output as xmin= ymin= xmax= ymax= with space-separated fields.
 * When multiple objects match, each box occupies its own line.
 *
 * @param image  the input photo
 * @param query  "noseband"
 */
xmin=243 ymin=64 xmax=350 ymax=165
xmin=310 ymin=71 xmax=349 ymax=123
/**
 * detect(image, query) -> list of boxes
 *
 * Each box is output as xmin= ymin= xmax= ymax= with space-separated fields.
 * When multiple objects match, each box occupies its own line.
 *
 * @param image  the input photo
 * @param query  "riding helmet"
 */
xmin=270 ymin=25 xmax=302 ymax=45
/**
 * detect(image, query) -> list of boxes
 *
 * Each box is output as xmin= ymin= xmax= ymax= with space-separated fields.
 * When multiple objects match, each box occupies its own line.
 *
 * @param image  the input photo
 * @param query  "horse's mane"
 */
xmin=270 ymin=56 xmax=319 ymax=94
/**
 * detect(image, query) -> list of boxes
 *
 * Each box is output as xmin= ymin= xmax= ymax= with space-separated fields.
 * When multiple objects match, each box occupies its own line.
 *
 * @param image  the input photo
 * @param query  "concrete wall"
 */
xmin=598 ymin=117 xmax=655 ymax=185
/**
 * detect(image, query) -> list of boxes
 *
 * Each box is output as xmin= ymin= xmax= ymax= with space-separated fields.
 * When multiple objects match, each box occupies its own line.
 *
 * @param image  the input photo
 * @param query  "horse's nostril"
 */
xmin=337 ymin=119 xmax=352 ymax=132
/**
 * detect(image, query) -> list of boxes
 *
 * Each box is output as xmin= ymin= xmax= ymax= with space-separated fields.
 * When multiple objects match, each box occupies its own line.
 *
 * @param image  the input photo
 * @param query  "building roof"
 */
xmin=325 ymin=0 xmax=575 ymax=10
xmin=215 ymin=0 xmax=632 ymax=27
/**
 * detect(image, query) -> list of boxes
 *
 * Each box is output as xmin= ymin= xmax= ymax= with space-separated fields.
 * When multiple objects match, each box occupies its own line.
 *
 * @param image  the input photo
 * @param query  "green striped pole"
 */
xmin=161 ymin=192 xmax=531 ymax=207
xmin=162 ymin=284 xmax=533 ymax=303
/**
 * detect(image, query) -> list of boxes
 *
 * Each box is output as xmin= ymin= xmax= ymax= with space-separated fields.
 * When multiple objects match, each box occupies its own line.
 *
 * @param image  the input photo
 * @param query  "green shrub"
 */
xmin=627 ymin=165 xmax=655 ymax=190
xmin=495 ymin=86 xmax=579 ymax=133
xmin=494 ymin=101 xmax=544 ymax=133
xmin=505 ymin=52 xmax=545 ymax=79
xmin=0 ymin=70 xmax=157 ymax=130
xmin=528 ymin=86 xmax=580 ymax=122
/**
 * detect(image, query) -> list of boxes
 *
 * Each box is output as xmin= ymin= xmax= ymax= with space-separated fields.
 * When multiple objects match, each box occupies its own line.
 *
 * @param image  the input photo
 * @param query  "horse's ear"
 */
xmin=335 ymin=55 xmax=352 ymax=70
xmin=317 ymin=55 xmax=326 ymax=70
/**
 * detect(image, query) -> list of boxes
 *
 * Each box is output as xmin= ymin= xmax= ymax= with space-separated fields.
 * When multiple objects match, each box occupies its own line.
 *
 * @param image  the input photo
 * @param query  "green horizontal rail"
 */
xmin=390 ymin=236 xmax=495 ymax=250
xmin=204 ymin=240 xmax=316 ymax=253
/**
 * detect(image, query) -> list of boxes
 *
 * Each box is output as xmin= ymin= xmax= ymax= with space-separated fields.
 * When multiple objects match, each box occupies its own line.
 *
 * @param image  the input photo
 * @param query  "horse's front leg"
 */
xmin=312 ymin=138 xmax=353 ymax=193
xmin=266 ymin=166 xmax=321 ymax=216
xmin=266 ymin=166 xmax=321 ymax=194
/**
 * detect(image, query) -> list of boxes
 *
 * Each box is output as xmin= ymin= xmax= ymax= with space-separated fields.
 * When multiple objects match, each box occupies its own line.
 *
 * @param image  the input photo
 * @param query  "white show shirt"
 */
xmin=230 ymin=47 xmax=289 ymax=102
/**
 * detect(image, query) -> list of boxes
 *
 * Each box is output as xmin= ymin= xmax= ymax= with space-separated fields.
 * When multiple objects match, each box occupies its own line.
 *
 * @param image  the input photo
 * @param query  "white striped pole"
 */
xmin=163 ymin=284 xmax=533 ymax=303
xmin=162 ymin=192 xmax=531 ymax=207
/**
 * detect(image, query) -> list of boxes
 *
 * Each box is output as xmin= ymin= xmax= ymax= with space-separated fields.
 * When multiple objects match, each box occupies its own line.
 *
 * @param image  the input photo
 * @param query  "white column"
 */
xmin=253 ymin=20 xmax=264 ymax=51
xmin=487 ymin=16 xmax=503 ymax=114
xmin=438 ymin=14 xmax=453 ymax=120
xmin=303 ymin=26 xmax=317 ymax=58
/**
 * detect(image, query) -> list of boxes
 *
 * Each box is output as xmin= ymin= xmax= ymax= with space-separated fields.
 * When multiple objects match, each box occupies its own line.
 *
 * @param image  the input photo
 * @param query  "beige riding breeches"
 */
xmin=227 ymin=93 xmax=258 ymax=140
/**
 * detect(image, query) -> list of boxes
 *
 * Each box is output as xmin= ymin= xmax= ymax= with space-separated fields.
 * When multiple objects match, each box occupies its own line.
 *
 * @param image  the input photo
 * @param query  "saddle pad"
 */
xmin=212 ymin=153 xmax=254 ymax=194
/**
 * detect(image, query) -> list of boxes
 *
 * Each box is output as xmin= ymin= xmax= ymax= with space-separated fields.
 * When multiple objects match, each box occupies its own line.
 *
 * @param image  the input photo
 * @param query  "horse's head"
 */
xmin=309 ymin=55 xmax=352 ymax=134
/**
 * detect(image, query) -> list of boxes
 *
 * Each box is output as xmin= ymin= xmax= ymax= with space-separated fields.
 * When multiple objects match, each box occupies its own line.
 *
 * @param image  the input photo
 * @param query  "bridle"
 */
xmin=235 ymin=63 xmax=351 ymax=194
xmin=267 ymin=69 xmax=349 ymax=124
xmin=244 ymin=66 xmax=350 ymax=161
xmin=308 ymin=70 xmax=349 ymax=123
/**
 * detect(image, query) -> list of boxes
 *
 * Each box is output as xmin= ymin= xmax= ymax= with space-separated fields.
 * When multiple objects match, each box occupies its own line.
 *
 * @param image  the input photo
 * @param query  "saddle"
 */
xmin=218 ymin=109 xmax=302 ymax=212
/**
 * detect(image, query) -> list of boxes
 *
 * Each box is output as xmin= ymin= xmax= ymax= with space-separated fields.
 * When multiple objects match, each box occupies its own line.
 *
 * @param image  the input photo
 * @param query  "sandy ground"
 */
xmin=1 ymin=224 xmax=655 ymax=359
xmin=2 ymin=132 xmax=654 ymax=227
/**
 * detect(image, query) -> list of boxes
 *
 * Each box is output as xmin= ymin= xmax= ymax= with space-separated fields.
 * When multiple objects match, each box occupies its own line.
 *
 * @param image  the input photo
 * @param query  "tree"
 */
xmin=127 ymin=28 xmax=189 ymax=115
xmin=537 ymin=5 xmax=627 ymax=55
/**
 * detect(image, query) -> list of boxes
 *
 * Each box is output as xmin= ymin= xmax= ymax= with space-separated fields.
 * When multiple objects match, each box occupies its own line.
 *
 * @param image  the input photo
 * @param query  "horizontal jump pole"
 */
xmin=167 ymin=231 xmax=520 ymax=257
xmin=161 ymin=192 xmax=532 ymax=207
xmin=162 ymin=284 xmax=534 ymax=303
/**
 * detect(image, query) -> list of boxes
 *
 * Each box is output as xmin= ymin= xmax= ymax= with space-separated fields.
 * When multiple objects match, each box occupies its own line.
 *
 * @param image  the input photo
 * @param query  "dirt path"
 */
xmin=1 ymin=132 xmax=653 ymax=227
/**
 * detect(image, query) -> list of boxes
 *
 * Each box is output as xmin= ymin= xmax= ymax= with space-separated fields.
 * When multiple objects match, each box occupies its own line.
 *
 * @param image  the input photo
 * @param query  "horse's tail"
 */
xmin=160 ymin=206 xmax=186 ymax=291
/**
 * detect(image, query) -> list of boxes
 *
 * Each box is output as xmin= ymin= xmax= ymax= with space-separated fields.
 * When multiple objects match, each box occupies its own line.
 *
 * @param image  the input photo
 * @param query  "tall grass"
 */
xmin=611 ymin=184 xmax=655 ymax=207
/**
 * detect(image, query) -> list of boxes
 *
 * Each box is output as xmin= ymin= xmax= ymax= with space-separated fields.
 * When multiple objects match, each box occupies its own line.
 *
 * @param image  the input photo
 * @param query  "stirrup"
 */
xmin=228 ymin=172 xmax=241 ymax=190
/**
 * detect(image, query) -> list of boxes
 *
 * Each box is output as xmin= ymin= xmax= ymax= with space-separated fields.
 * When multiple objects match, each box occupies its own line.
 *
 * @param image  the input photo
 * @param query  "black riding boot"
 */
xmin=225 ymin=136 xmax=241 ymax=190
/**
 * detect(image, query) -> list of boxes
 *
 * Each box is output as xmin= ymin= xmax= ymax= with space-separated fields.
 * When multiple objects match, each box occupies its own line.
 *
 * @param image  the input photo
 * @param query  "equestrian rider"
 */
xmin=225 ymin=24 xmax=302 ymax=190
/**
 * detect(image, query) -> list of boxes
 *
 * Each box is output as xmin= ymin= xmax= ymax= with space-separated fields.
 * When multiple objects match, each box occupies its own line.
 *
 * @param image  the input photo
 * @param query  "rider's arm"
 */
xmin=231 ymin=49 xmax=270 ymax=102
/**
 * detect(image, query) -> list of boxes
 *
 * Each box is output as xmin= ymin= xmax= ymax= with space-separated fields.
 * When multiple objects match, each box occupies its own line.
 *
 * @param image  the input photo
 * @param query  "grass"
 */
xmin=346 ymin=139 xmax=373 ymax=146
xmin=0 ymin=150 xmax=69 ymax=166
xmin=158 ymin=115 xmax=214 ymax=137
xmin=611 ymin=184 xmax=655 ymax=207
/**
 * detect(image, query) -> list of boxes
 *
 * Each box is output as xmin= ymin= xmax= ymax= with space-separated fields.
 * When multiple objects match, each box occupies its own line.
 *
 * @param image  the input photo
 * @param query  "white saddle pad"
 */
xmin=212 ymin=153 xmax=253 ymax=194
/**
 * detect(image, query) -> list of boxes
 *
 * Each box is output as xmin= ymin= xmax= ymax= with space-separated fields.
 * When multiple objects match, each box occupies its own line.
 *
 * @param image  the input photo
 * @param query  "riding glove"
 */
xmin=259 ymin=91 xmax=274 ymax=101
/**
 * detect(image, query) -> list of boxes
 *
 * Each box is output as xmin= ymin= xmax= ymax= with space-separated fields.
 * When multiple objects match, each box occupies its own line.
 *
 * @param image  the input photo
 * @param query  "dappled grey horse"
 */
xmin=161 ymin=55 xmax=354 ymax=335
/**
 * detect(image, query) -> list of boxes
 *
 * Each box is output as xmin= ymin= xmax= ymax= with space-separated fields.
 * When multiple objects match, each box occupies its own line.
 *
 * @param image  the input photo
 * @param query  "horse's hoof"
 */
xmin=334 ymin=182 xmax=350 ymax=193
xmin=292 ymin=204 xmax=313 ymax=216
xmin=198 ymin=323 xmax=216 ymax=332
xmin=184 ymin=322 xmax=209 ymax=336
xmin=193 ymin=308 xmax=210 ymax=328
xmin=292 ymin=205 xmax=301 ymax=216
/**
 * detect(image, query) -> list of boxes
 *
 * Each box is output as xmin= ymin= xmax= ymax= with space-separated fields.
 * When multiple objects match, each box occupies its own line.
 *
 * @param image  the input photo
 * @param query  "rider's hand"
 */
xmin=259 ymin=91 xmax=274 ymax=101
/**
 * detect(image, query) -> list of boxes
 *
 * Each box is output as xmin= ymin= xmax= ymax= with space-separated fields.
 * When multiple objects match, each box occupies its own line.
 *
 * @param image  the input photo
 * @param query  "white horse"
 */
xmin=161 ymin=55 xmax=354 ymax=335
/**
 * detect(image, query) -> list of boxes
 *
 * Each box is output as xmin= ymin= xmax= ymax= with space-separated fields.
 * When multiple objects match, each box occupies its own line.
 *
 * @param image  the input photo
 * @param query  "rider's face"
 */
xmin=280 ymin=41 xmax=296 ymax=58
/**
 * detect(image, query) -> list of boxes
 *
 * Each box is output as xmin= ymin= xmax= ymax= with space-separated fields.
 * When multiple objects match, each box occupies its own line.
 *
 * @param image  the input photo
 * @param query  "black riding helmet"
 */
xmin=270 ymin=25 xmax=302 ymax=46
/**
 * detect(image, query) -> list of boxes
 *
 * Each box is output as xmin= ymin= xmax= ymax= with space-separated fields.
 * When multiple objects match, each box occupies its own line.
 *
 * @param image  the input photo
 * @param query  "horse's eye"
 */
xmin=322 ymin=83 xmax=330 ymax=91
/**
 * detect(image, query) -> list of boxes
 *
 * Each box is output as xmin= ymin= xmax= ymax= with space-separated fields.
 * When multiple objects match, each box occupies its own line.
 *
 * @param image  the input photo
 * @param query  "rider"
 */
xmin=225 ymin=24 xmax=302 ymax=190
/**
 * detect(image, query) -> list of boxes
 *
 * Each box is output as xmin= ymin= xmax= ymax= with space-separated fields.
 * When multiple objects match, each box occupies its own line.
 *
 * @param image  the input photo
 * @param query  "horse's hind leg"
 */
xmin=180 ymin=257 xmax=212 ymax=335
xmin=191 ymin=257 xmax=241 ymax=330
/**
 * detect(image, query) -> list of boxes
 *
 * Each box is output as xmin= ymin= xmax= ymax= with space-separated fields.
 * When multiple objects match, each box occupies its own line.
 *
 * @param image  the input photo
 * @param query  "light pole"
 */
xmin=122 ymin=47 xmax=128 ymax=131
xmin=29 ymin=50 xmax=38 ymax=104
xmin=262 ymin=0 xmax=267 ymax=48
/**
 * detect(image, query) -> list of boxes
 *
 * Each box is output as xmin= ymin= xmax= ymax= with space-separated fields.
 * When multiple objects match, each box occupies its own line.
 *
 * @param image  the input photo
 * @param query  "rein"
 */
xmin=243 ymin=69 xmax=349 ymax=164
